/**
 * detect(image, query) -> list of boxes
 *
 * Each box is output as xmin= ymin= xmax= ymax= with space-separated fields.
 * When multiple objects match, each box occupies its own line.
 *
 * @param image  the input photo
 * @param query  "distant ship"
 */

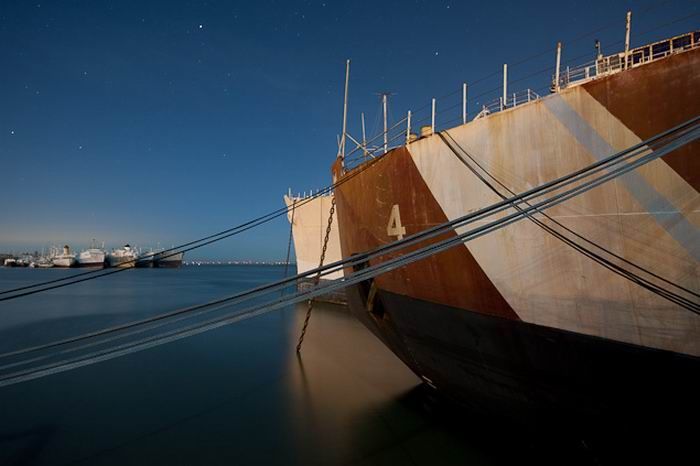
xmin=107 ymin=244 xmax=138 ymax=268
xmin=153 ymin=249 xmax=184 ymax=268
xmin=51 ymin=245 xmax=77 ymax=268
xmin=329 ymin=22 xmax=699 ymax=433
xmin=135 ymin=249 xmax=157 ymax=268
xmin=34 ymin=257 xmax=54 ymax=268
xmin=76 ymin=240 xmax=106 ymax=268
xmin=284 ymin=192 xmax=345 ymax=303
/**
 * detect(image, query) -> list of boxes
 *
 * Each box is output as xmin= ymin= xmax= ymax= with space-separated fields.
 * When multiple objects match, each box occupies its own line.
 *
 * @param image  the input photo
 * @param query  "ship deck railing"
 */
xmin=554 ymin=30 xmax=700 ymax=90
xmin=473 ymin=89 xmax=540 ymax=120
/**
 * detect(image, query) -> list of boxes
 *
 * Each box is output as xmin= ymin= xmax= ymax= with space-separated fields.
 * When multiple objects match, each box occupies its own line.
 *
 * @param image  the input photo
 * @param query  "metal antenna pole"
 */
xmin=361 ymin=112 xmax=367 ymax=159
xmin=406 ymin=110 xmax=411 ymax=145
xmin=382 ymin=93 xmax=388 ymax=153
xmin=624 ymin=11 xmax=632 ymax=69
xmin=340 ymin=59 xmax=350 ymax=161
xmin=554 ymin=42 xmax=562 ymax=92
xmin=431 ymin=98 xmax=436 ymax=135
xmin=502 ymin=64 xmax=508 ymax=107
xmin=462 ymin=82 xmax=468 ymax=124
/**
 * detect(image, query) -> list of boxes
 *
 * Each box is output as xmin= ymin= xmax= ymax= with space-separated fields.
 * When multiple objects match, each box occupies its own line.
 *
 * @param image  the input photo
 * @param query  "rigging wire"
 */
xmin=1 ymin=116 xmax=697 ymax=373
xmin=1 ymin=118 xmax=697 ymax=388
xmin=414 ymin=9 xmax=700 ymax=120
xmin=438 ymin=131 xmax=699 ymax=310
xmin=2 ymin=8 xmax=697 ymax=301
xmin=0 ymin=116 xmax=409 ymax=301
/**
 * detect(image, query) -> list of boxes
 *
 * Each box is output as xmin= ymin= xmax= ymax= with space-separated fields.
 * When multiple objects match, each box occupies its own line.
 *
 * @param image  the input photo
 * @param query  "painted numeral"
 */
xmin=386 ymin=204 xmax=407 ymax=240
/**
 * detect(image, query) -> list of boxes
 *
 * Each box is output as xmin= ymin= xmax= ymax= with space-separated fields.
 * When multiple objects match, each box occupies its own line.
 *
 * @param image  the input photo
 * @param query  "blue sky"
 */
xmin=0 ymin=0 xmax=697 ymax=260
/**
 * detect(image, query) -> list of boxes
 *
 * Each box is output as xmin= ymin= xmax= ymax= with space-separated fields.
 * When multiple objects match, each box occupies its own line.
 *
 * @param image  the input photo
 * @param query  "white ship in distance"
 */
xmin=77 ymin=240 xmax=106 ymax=268
xmin=107 ymin=244 xmax=138 ymax=268
xmin=51 ymin=245 xmax=77 ymax=268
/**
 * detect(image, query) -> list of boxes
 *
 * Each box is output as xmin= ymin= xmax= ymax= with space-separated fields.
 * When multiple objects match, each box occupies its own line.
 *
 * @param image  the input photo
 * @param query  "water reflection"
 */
xmin=0 ymin=267 xmax=598 ymax=465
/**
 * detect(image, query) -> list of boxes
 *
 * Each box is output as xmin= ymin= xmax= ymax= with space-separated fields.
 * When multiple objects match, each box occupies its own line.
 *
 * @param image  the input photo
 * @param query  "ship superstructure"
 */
xmin=77 ymin=240 xmax=106 ymax=268
xmin=51 ymin=245 xmax=77 ymax=268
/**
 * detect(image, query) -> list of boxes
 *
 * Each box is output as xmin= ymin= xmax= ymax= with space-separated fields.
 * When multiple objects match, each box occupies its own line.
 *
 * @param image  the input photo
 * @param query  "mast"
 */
xmin=554 ymin=41 xmax=562 ymax=92
xmin=502 ymin=64 xmax=508 ymax=108
xmin=624 ymin=11 xmax=632 ymax=69
xmin=340 ymin=59 xmax=350 ymax=161
xmin=382 ymin=93 xmax=388 ymax=153
xmin=361 ymin=112 xmax=367 ymax=159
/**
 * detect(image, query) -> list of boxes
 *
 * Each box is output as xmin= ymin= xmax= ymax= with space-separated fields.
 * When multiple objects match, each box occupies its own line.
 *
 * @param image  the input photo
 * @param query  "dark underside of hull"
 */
xmin=345 ymin=284 xmax=699 ymax=457
xmin=153 ymin=261 xmax=182 ymax=268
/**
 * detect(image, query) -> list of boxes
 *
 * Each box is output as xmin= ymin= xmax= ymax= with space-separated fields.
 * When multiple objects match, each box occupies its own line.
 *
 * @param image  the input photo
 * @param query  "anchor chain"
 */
xmin=296 ymin=195 xmax=336 ymax=353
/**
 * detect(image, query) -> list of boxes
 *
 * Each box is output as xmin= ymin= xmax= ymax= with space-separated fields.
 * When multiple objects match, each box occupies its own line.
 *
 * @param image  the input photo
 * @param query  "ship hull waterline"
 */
xmin=345 ymin=284 xmax=697 ymax=425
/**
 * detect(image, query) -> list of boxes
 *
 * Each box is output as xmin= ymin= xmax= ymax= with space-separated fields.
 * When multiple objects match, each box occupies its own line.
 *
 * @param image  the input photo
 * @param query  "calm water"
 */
xmin=0 ymin=266 xmax=587 ymax=465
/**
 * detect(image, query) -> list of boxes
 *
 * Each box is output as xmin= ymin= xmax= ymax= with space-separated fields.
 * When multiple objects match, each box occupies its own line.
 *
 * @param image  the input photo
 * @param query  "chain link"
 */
xmin=296 ymin=196 xmax=336 ymax=353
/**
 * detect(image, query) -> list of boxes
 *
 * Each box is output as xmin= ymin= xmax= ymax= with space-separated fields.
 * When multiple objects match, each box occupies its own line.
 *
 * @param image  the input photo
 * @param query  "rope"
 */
xmin=3 ymin=8 xmax=694 ymax=303
xmin=296 ymin=196 xmax=336 ymax=353
xmin=1 ymin=115 xmax=696 ymax=369
xmin=438 ymin=131 xmax=699 ymax=313
xmin=0 ymin=119 xmax=407 ymax=302
xmin=1 ymin=121 xmax=696 ymax=388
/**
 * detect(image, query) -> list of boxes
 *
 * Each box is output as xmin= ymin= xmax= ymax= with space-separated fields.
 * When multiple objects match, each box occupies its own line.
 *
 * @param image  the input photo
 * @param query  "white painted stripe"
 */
xmin=544 ymin=95 xmax=700 ymax=261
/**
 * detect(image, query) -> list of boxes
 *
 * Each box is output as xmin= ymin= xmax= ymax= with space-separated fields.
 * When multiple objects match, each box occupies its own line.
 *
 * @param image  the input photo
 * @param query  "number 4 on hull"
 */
xmin=387 ymin=204 xmax=406 ymax=240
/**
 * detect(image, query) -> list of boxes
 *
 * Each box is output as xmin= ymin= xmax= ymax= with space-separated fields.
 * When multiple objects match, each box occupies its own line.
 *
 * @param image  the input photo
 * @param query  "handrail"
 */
xmin=474 ymin=89 xmax=540 ymax=120
xmin=553 ymin=30 xmax=699 ymax=90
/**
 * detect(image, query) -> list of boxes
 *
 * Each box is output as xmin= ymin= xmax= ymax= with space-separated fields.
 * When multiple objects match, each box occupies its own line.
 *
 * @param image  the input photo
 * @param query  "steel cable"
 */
xmin=0 ymin=117 xmax=697 ymax=386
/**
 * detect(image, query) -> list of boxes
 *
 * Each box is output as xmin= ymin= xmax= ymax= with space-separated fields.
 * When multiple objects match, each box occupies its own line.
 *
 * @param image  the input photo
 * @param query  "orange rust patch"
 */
xmin=333 ymin=148 xmax=518 ymax=320
xmin=583 ymin=47 xmax=700 ymax=191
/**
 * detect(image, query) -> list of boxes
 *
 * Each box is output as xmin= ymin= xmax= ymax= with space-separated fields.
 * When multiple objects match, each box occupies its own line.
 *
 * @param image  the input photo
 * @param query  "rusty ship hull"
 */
xmin=332 ymin=37 xmax=700 ymax=431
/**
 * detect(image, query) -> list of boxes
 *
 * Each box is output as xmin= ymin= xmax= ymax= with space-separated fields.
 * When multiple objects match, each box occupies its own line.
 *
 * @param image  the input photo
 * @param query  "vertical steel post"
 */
xmin=555 ymin=42 xmax=562 ymax=92
xmin=340 ymin=59 xmax=350 ymax=161
xmin=462 ymin=82 xmax=468 ymax=124
xmin=382 ymin=93 xmax=388 ymax=153
xmin=624 ymin=11 xmax=632 ymax=69
xmin=361 ymin=112 xmax=367 ymax=159
xmin=406 ymin=110 xmax=411 ymax=145
xmin=431 ymin=98 xmax=436 ymax=135
xmin=502 ymin=64 xmax=508 ymax=108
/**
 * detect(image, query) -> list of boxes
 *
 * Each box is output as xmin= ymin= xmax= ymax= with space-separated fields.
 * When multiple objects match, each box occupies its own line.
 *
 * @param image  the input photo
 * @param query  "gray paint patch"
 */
xmin=544 ymin=95 xmax=700 ymax=261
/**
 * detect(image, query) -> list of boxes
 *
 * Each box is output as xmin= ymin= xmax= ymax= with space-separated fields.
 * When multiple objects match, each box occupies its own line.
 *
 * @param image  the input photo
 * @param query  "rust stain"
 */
xmin=583 ymin=47 xmax=700 ymax=191
xmin=332 ymin=148 xmax=518 ymax=320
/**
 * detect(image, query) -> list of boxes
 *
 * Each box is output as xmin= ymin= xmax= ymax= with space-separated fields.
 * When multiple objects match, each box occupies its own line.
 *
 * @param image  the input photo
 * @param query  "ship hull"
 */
xmin=332 ymin=43 xmax=700 ymax=434
xmin=283 ymin=194 xmax=343 ymax=280
xmin=107 ymin=256 xmax=136 ymax=268
xmin=75 ymin=260 xmax=104 ymax=268
xmin=77 ymin=249 xmax=106 ymax=268
xmin=52 ymin=257 xmax=76 ymax=268
xmin=154 ymin=252 xmax=183 ymax=268
xmin=154 ymin=260 xmax=181 ymax=268
xmin=345 ymin=285 xmax=698 ymax=423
